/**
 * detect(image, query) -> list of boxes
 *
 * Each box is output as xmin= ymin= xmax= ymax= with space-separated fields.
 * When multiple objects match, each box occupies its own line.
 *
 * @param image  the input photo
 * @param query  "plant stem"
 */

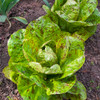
xmin=7 ymin=17 xmax=11 ymax=29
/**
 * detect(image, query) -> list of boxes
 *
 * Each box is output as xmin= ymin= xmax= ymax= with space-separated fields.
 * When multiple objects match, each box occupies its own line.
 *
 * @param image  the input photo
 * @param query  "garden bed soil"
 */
xmin=0 ymin=0 xmax=100 ymax=100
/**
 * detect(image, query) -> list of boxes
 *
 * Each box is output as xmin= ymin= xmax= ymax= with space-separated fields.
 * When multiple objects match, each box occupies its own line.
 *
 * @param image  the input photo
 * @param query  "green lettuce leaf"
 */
xmin=78 ymin=0 xmax=98 ymax=21
xmin=56 ymin=35 xmax=85 ymax=79
xmin=8 ymin=29 xmax=26 ymax=62
xmin=37 ymin=46 xmax=57 ymax=67
xmin=46 ymin=75 xmax=76 ymax=95
xmin=72 ymin=26 xmax=97 ymax=41
xmin=55 ymin=0 xmax=80 ymax=21
xmin=29 ymin=62 xmax=62 ymax=74
xmin=51 ymin=0 xmax=67 ymax=11
xmin=17 ymin=76 xmax=50 ymax=100
xmin=86 ymin=8 xmax=100 ymax=25
xmin=63 ymin=81 xmax=87 ymax=100
xmin=3 ymin=66 xmax=19 ymax=84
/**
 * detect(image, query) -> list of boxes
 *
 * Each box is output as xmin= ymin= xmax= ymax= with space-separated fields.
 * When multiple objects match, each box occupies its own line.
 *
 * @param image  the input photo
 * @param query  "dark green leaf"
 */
xmin=0 ymin=15 xmax=7 ymax=22
xmin=13 ymin=17 xmax=28 ymax=24
xmin=6 ymin=0 xmax=20 ymax=13
xmin=0 ymin=0 xmax=19 ymax=14
xmin=43 ymin=0 xmax=51 ymax=8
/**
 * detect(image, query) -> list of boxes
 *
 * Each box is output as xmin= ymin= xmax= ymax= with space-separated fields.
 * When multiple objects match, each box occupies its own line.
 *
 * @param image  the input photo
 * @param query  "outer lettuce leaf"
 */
xmin=23 ymin=21 xmax=41 ymax=61
xmin=72 ymin=26 xmax=97 ymax=42
xmin=56 ymin=15 xmax=92 ymax=33
xmin=8 ymin=29 xmax=26 ymax=62
xmin=78 ymin=0 xmax=98 ymax=21
xmin=55 ymin=0 xmax=80 ymax=20
xmin=43 ymin=5 xmax=59 ymax=25
xmin=46 ymin=75 xmax=76 ymax=95
xmin=56 ymin=36 xmax=85 ymax=79
xmin=86 ymin=8 xmax=100 ymax=25
xmin=51 ymin=0 xmax=67 ymax=11
xmin=63 ymin=81 xmax=87 ymax=100
xmin=17 ymin=76 xmax=49 ymax=100
xmin=68 ymin=81 xmax=87 ymax=97
xmin=9 ymin=61 xmax=36 ymax=77
xmin=8 ymin=61 xmax=45 ymax=87
xmin=3 ymin=66 xmax=19 ymax=84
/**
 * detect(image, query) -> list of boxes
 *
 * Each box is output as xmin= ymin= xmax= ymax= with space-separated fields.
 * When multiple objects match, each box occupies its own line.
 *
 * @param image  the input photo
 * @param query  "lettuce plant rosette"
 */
xmin=44 ymin=0 xmax=100 ymax=41
xmin=3 ymin=15 xmax=87 ymax=100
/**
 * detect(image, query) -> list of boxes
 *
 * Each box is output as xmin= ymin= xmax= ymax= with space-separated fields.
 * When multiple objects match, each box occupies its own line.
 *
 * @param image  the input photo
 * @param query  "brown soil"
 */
xmin=0 ymin=0 xmax=100 ymax=100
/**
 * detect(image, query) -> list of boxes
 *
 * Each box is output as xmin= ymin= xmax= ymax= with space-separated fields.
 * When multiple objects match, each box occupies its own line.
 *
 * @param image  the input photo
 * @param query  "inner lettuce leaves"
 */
xmin=3 ymin=0 xmax=100 ymax=99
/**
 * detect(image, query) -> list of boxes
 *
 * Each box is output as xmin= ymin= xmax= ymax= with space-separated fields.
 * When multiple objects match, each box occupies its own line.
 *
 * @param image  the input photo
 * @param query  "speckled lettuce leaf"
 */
xmin=46 ymin=75 xmax=76 ymax=95
xmin=29 ymin=62 xmax=62 ymax=74
xmin=8 ymin=29 xmax=26 ymax=62
xmin=9 ymin=61 xmax=36 ymax=77
xmin=8 ymin=61 xmax=44 ymax=87
xmin=86 ymin=8 xmax=100 ymax=25
xmin=17 ymin=76 xmax=49 ymax=100
xmin=23 ymin=15 xmax=61 ymax=62
xmin=59 ymin=36 xmax=85 ymax=79
xmin=78 ymin=0 xmax=98 ymax=21
xmin=37 ymin=46 xmax=57 ymax=67
xmin=55 ymin=0 xmax=80 ymax=21
xmin=63 ymin=81 xmax=87 ymax=100
xmin=51 ymin=0 xmax=67 ymax=11
xmin=56 ymin=15 xmax=92 ymax=33
xmin=44 ymin=64 xmax=62 ymax=74
xmin=68 ymin=81 xmax=87 ymax=99
xmin=3 ymin=66 xmax=19 ymax=84
xmin=43 ymin=5 xmax=59 ymax=25
xmin=56 ymin=35 xmax=85 ymax=78
xmin=23 ymin=21 xmax=41 ymax=62
xmin=72 ymin=26 xmax=97 ymax=42
xmin=56 ymin=35 xmax=70 ymax=65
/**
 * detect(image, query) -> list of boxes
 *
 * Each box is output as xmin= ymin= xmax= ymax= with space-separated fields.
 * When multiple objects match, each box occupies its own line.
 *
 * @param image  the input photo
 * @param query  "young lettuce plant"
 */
xmin=3 ymin=15 xmax=86 ymax=100
xmin=0 ymin=0 xmax=28 ymax=28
